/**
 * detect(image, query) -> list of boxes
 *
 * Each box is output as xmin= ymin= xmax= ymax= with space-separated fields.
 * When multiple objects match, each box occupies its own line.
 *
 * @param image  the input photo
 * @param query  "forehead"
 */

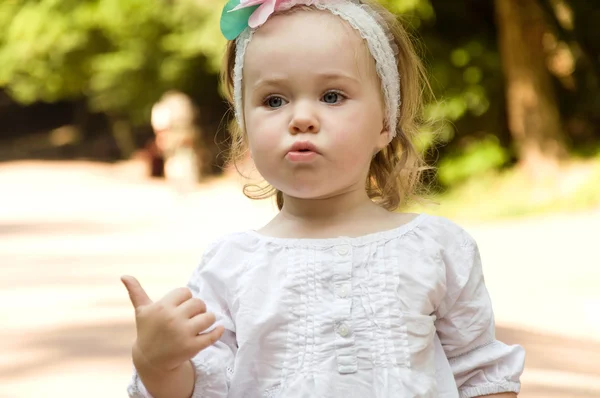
xmin=243 ymin=9 xmax=375 ymax=81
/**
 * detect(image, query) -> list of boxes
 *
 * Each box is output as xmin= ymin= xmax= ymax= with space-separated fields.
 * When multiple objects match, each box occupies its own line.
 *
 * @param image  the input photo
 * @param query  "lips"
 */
xmin=286 ymin=141 xmax=320 ymax=162
xmin=289 ymin=141 xmax=319 ymax=154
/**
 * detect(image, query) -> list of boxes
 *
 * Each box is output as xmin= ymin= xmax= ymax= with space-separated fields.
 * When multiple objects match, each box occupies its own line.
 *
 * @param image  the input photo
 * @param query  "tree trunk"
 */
xmin=494 ymin=0 xmax=568 ymax=175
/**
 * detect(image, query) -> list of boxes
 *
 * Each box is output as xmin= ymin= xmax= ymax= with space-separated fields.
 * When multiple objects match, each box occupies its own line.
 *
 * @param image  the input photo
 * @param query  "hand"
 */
xmin=121 ymin=275 xmax=224 ymax=373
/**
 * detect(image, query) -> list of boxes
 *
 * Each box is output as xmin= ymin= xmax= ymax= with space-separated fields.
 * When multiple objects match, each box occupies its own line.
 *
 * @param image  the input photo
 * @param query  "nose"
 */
xmin=288 ymin=101 xmax=320 ymax=134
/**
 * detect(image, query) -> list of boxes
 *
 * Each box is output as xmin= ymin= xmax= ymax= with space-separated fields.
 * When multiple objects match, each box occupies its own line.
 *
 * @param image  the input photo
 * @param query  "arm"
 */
xmin=129 ymin=330 xmax=236 ymax=398
xmin=133 ymin=353 xmax=196 ymax=398
xmin=435 ymin=229 xmax=525 ymax=398
xmin=123 ymin=275 xmax=228 ymax=398
xmin=125 ymin=241 xmax=237 ymax=398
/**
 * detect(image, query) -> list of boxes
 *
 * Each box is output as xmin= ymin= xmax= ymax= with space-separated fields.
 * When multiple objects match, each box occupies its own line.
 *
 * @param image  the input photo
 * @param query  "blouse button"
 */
xmin=338 ymin=285 xmax=350 ymax=298
xmin=336 ymin=245 xmax=350 ymax=256
xmin=338 ymin=324 xmax=350 ymax=337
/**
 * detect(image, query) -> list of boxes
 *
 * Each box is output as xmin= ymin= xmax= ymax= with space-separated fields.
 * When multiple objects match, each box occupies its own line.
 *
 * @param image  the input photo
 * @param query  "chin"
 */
xmin=268 ymin=174 xmax=358 ymax=201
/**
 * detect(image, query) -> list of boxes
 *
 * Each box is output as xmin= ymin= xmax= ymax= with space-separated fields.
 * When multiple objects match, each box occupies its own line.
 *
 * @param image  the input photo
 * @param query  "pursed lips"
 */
xmin=286 ymin=141 xmax=320 ymax=162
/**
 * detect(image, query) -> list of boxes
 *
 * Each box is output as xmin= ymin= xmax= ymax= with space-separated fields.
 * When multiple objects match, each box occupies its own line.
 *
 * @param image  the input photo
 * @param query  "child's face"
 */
xmin=242 ymin=9 xmax=390 ymax=200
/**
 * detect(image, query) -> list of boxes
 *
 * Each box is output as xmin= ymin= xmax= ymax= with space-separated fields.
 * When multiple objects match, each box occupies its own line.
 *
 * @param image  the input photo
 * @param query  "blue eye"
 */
xmin=322 ymin=91 xmax=344 ymax=104
xmin=265 ymin=96 xmax=285 ymax=108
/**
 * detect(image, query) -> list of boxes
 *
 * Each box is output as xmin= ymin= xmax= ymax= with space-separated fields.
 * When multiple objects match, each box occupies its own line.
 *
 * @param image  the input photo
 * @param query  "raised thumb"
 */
xmin=121 ymin=275 xmax=152 ymax=309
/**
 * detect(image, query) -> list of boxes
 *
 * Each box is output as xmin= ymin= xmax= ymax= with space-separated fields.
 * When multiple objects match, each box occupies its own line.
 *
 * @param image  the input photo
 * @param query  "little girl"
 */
xmin=122 ymin=0 xmax=525 ymax=397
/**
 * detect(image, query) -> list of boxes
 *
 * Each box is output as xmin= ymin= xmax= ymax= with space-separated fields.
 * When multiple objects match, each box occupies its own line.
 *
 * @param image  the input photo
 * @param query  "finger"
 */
xmin=163 ymin=287 xmax=193 ymax=307
xmin=194 ymin=325 xmax=225 ymax=351
xmin=189 ymin=312 xmax=217 ymax=335
xmin=121 ymin=275 xmax=152 ymax=309
xmin=178 ymin=298 xmax=207 ymax=319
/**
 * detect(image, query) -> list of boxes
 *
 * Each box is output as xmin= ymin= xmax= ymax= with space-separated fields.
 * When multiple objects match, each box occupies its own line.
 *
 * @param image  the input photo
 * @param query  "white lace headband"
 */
xmin=221 ymin=0 xmax=401 ymax=141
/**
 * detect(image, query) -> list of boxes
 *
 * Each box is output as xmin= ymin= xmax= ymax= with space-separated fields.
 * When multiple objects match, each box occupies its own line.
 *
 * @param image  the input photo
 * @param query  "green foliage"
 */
xmin=424 ymin=38 xmax=501 ymax=137
xmin=378 ymin=0 xmax=508 ymax=163
xmin=0 ymin=0 xmax=226 ymax=123
xmin=380 ymin=0 xmax=435 ymax=24
xmin=438 ymin=135 xmax=510 ymax=187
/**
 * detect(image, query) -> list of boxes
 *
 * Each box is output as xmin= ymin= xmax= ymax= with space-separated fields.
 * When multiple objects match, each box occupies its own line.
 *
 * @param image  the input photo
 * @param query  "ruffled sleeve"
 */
xmin=434 ymin=222 xmax=525 ymax=398
xmin=127 ymin=239 xmax=237 ymax=398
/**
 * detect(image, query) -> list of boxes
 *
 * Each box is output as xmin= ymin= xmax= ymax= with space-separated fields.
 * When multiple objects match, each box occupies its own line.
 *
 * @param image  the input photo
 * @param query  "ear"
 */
xmin=374 ymin=124 xmax=391 ymax=154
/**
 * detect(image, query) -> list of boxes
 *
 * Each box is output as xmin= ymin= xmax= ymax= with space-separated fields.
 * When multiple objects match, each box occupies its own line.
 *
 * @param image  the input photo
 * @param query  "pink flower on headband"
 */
xmin=230 ymin=0 xmax=284 ymax=28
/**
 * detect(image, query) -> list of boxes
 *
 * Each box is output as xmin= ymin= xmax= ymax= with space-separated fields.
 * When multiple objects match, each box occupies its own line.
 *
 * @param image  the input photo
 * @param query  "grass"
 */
xmin=408 ymin=157 xmax=600 ymax=222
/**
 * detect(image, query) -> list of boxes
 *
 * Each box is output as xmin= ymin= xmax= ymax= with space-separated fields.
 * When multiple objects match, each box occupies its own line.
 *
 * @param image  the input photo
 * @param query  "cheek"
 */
xmin=329 ymin=115 xmax=380 ymax=154
xmin=246 ymin=115 xmax=281 ymax=157
xmin=328 ymin=132 xmax=374 ymax=175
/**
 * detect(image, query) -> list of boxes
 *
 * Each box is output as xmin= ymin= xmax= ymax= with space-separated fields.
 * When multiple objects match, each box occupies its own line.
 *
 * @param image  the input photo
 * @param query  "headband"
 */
xmin=220 ymin=0 xmax=401 ymax=141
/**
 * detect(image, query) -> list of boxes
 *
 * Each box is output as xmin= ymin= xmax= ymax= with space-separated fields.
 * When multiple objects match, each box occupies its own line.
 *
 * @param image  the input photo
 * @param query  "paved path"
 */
xmin=0 ymin=160 xmax=598 ymax=397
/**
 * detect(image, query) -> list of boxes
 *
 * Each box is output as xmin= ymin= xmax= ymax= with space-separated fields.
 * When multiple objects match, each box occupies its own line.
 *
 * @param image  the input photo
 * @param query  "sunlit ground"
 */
xmin=1 ymin=160 xmax=599 ymax=397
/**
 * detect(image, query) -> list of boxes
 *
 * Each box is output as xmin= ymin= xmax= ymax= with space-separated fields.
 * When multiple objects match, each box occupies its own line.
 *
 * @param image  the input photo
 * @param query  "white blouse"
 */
xmin=128 ymin=214 xmax=525 ymax=398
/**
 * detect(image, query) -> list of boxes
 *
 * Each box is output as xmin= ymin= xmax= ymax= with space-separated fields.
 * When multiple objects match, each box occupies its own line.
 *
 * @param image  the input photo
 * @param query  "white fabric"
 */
xmin=128 ymin=214 xmax=525 ymax=398
xmin=233 ymin=0 xmax=401 ymax=142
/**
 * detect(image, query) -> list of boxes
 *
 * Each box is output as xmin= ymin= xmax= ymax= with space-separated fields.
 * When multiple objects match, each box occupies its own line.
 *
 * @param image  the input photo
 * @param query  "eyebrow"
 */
xmin=252 ymin=72 xmax=360 ymax=88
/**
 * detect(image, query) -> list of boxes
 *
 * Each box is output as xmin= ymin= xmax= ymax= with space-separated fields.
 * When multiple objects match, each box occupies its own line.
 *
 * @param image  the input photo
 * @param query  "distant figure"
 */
xmin=151 ymin=91 xmax=200 ymax=193
xmin=144 ymin=138 xmax=165 ymax=178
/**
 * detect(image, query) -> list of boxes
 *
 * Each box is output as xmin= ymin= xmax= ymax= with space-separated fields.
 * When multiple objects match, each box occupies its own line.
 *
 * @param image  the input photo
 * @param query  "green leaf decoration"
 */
xmin=220 ymin=0 xmax=259 ymax=40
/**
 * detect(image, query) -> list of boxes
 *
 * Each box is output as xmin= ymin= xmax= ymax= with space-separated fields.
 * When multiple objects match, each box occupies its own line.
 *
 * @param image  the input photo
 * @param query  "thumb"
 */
xmin=121 ymin=275 xmax=153 ymax=309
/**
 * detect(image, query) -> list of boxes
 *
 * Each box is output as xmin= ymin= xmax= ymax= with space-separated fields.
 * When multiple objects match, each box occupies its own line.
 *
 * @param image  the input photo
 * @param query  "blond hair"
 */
xmin=221 ymin=0 xmax=430 ymax=211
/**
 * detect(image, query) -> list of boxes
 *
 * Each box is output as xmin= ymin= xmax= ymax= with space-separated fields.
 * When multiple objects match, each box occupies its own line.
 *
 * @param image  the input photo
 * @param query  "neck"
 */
xmin=278 ymin=188 xmax=379 ymax=226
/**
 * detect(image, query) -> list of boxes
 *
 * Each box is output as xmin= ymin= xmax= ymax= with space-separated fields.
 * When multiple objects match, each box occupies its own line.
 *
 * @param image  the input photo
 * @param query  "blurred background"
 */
xmin=0 ymin=0 xmax=599 ymax=397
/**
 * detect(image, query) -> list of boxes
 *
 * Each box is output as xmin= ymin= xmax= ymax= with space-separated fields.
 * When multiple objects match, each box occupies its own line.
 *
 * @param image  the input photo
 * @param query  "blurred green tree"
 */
xmin=0 ymin=0 xmax=226 ymax=158
xmin=388 ymin=0 xmax=515 ymax=185
xmin=398 ymin=0 xmax=599 ymax=185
